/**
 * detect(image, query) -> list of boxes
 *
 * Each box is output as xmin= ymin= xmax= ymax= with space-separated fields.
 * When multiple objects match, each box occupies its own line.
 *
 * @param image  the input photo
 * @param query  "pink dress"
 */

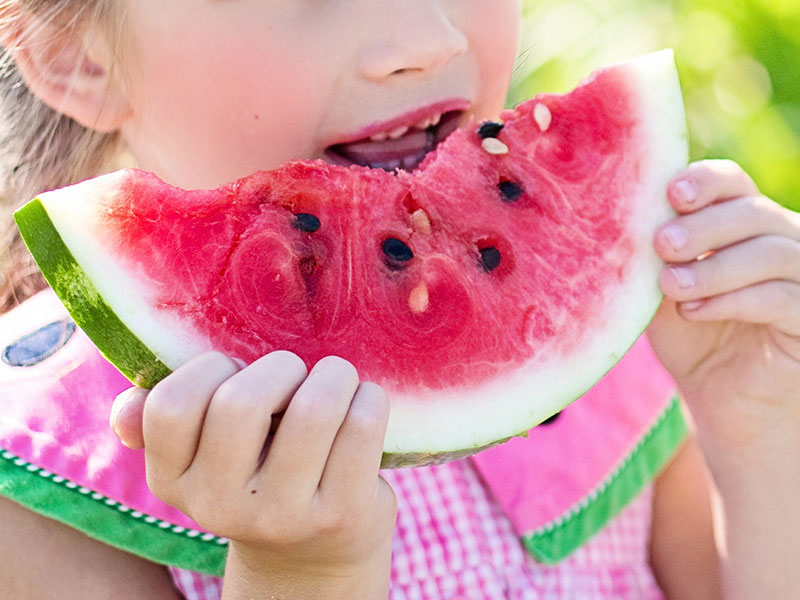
xmin=0 ymin=291 xmax=686 ymax=598
xmin=171 ymin=465 xmax=662 ymax=599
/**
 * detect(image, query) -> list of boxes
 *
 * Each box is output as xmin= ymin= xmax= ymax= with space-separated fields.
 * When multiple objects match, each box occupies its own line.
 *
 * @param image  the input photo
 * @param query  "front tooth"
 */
xmin=412 ymin=117 xmax=431 ymax=130
xmin=430 ymin=113 xmax=442 ymax=127
xmin=388 ymin=125 xmax=409 ymax=139
xmin=370 ymin=131 xmax=389 ymax=142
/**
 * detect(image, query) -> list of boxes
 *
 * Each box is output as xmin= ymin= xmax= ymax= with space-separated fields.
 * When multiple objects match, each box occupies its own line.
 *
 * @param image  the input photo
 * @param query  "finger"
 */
xmin=655 ymin=195 xmax=800 ymax=264
xmin=678 ymin=280 xmax=800 ymax=337
xmin=190 ymin=351 xmax=307 ymax=488
xmin=668 ymin=159 xmax=760 ymax=214
xmin=660 ymin=235 xmax=800 ymax=303
xmin=319 ymin=382 xmax=390 ymax=503
xmin=110 ymin=388 xmax=148 ymax=449
xmin=259 ymin=356 xmax=359 ymax=501
xmin=143 ymin=352 xmax=241 ymax=486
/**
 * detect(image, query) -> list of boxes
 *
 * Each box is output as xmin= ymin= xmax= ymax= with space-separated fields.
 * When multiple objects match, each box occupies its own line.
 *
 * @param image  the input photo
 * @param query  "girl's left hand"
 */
xmin=646 ymin=159 xmax=800 ymax=448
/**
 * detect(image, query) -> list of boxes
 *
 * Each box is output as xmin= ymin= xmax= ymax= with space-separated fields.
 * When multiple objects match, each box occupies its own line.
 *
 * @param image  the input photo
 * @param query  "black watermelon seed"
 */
xmin=477 ymin=121 xmax=505 ymax=139
xmin=480 ymin=247 xmax=502 ymax=272
xmin=382 ymin=238 xmax=414 ymax=263
xmin=293 ymin=213 xmax=321 ymax=233
xmin=498 ymin=180 xmax=524 ymax=203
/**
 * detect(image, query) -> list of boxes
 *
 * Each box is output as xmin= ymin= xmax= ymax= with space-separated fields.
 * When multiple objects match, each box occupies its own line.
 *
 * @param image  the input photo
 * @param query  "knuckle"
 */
xmin=210 ymin=379 xmax=246 ymax=412
xmin=786 ymin=284 xmax=800 ymax=313
xmin=146 ymin=352 xmax=237 ymax=423
xmin=763 ymin=234 xmax=800 ymax=263
xmin=345 ymin=411 xmax=378 ymax=442
xmin=784 ymin=240 xmax=800 ymax=276
xmin=746 ymin=194 xmax=783 ymax=220
xmin=291 ymin=394 xmax=338 ymax=431
xmin=191 ymin=351 xmax=240 ymax=373
xmin=692 ymin=159 xmax=754 ymax=190
xmin=718 ymin=158 xmax=743 ymax=174
xmin=265 ymin=350 xmax=309 ymax=378
xmin=780 ymin=281 xmax=800 ymax=305
xmin=751 ymin=194 xmax=775 ymax=211
xmin=358 ymin=381 xmax=388 ymax=405
xmin=685 ymin=159 xmax=719 ymax=180
xmin=349 ymin=392 xmax=390 ymax=435
xmin=143 ymin=381 xmax=184 ymax=431
xmin=316 ymin=505 xmax=353 ymax=537
xmin=315 ymin=355 xmax=359 ymax=384
xmin=703 ymin=158 xmax=741 ymax=177
xmin=737 ymin=193 xmax=764 ymax=212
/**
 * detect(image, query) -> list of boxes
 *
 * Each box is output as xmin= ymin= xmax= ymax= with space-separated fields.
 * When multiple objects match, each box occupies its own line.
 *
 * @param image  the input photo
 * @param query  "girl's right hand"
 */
xmin=110 ymin=352 xmax=396 ymax=599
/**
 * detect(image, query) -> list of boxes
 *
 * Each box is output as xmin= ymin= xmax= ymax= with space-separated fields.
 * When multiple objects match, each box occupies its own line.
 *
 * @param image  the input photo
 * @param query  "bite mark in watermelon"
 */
xmin=14 ymin=51 xmax=688 ymax=468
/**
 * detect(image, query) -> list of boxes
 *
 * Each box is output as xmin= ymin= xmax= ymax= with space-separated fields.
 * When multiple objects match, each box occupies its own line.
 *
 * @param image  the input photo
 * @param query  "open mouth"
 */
xmin=324 ymin=110 xmax=465 ymax=173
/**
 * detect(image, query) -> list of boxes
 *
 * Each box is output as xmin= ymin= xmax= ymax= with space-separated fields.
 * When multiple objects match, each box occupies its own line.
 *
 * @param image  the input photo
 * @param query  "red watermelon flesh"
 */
xmin=15 ymin=51 xmax=687 ymax=466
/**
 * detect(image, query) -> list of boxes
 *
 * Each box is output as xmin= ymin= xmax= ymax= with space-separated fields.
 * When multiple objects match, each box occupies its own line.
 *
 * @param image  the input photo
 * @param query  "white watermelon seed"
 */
xmin=481 ymin=138 xmax=509 ymax=155
xmin=534 ymin=103 xmax=552 ymax=132
xmin=408 ymin=283 xmax=430 ymax=314
xmin=411 ymin=209 xmax=432 ymax=234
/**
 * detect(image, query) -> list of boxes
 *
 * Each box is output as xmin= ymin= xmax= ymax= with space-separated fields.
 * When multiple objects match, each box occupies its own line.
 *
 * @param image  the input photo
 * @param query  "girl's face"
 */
xmin=119 ymin=0 xmax=522 ymax=190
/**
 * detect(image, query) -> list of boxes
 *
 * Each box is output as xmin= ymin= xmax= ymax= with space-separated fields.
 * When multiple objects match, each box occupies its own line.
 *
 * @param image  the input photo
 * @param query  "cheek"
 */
xmin=123 ymin=11 xmax=328 ymax=187
xmin=458 ymin=0 xmax=521 ymax=117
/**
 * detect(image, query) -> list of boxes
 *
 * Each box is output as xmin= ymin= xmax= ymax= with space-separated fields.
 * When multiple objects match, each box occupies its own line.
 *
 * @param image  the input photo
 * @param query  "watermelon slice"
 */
xmin=15 ymin=51 xmax=687 ymax=467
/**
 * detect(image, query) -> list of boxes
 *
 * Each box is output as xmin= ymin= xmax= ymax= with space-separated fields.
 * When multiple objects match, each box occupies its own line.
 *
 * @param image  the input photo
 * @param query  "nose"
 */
xmin=356 ymin=2 xmax=468 ymax=81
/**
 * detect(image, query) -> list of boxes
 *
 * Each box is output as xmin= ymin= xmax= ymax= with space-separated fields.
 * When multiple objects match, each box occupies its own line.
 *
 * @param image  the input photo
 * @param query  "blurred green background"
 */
xmin=510 ymin=0 xmax=800 ymax=211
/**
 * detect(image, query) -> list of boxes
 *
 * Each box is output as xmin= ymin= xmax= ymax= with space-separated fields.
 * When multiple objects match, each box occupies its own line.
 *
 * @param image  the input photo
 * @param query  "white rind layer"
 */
xmin=40 ymin=50 xmax=687 ymax=457
xmin=42 ymin=172 xmax=212 ymax=369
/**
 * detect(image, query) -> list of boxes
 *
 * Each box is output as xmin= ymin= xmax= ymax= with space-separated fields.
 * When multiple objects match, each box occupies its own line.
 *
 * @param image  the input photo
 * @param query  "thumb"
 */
xmin=110 ymin=387 xmax=149 ymax=449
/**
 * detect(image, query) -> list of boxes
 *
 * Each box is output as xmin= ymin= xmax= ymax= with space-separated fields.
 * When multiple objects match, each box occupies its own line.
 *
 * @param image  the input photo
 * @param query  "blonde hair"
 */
xmin=0 ymin=0 xmax=121 ymax=313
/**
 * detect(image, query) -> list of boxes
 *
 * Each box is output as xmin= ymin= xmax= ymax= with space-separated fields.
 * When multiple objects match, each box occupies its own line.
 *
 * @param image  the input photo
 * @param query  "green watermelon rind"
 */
xmin=14 ymin=199 xmax=172 ymax=389
xmin=380 ymin=434 xmax=520 ymax=469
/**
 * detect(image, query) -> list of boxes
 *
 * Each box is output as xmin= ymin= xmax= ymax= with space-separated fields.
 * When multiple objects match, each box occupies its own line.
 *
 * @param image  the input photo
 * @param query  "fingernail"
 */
xmin=682 ymin=299 xmax=706 ymax=311
xmin=673 ymin=179 xmax=698 ymax=204
xmin=660 ymin=224 xmax=688 ymax=251
xmin=669 ymin=267 xmax=696 ymax=289
xmin=110 ymin=388 xmax=143 ymax=432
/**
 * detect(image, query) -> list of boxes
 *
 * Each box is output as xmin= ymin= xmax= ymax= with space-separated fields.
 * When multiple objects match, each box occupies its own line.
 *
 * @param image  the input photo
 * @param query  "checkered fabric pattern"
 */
xmin=168 ymin=459 xmax=664 ymax=599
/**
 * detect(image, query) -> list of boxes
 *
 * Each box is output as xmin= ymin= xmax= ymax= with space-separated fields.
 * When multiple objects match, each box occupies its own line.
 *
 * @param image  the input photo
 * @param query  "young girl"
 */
xmin=0 ymin=1 xmax=798 ymax=598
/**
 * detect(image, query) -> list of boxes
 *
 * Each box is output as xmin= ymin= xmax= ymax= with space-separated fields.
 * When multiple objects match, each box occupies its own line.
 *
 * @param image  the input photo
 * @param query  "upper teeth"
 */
xmin=387 ymin=126 xmax=409 ymax=139
xmin=369 ymin=112 xmax=443 ymax=142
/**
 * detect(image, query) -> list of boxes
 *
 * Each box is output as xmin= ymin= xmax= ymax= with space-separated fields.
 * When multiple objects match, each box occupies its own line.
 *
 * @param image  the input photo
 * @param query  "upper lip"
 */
xmin=327 ymin=99 xmax=471 ymax=147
